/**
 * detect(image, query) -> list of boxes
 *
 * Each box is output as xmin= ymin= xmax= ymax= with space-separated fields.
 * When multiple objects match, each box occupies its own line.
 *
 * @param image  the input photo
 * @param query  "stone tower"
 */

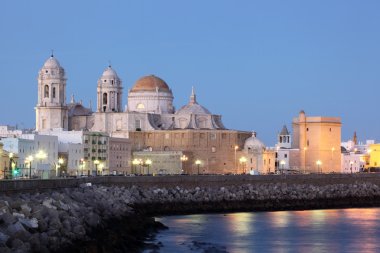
xmin=97 ymin=65 xmax=122 ymax=113
xmin=35 ymin=54 xmax=68 ymax=131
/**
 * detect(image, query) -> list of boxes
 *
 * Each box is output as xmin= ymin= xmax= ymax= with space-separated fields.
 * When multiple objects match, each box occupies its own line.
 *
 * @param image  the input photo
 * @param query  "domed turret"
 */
xmin=97 ymin=65 xmax=122 ymax=112
xmin=244 ymin=132 xmax=265 ymax=153
xmin=43 ymin=55 xmax=61 ymax=69
xmin=176 ymin=87 xmax=211 ymax=115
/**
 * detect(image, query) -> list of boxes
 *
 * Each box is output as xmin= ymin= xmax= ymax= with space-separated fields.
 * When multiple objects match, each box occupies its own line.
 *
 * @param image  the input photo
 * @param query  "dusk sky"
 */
xmin=1 ymin=0 xmax=379 ymax=145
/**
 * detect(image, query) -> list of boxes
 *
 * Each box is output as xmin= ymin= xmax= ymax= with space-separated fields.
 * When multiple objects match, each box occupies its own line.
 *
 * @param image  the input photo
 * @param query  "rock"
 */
xmin=0 ymin=212 xmax=16 ymax=225
xmin=42 ymin=198 xmax=57 ymax=210
xmin=12 ymin=212 xmax=25 ymax=219
xmin=19 ymin=217 xmax=38 ymax=229
xmin=0 ymin=231 xmax=10 ymax=245
xmin=6 ymin=221 xmax=26 ymax=236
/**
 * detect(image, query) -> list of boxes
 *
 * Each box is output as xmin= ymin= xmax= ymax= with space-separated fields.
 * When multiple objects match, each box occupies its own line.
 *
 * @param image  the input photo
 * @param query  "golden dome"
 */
xmin=131 ymin=75 xmax=170 ymax=92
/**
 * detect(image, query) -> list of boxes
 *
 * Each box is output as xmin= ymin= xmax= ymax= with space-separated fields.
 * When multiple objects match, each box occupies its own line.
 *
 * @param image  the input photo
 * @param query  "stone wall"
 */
xmin=2 ymin=174 xmax=380 ymax=193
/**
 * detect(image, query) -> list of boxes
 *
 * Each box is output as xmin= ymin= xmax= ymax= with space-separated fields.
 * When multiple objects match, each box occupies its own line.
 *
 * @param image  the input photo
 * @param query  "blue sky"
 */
xmin=1 ymin=0 xmax=379 ymax=145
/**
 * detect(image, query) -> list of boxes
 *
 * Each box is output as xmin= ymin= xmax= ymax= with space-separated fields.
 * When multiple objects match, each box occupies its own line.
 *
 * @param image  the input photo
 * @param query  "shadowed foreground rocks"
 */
xmin=0 ymin=181 xmax=380 ymax=252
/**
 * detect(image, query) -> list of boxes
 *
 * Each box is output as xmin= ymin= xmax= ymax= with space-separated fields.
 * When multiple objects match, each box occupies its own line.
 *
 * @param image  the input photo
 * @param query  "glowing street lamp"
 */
xmin=80 ymin=158 xmax=85 ymax=176
xmin=94 ymin=159 xmax=100 ymax=176
xmin=99 ymin=163 xmax=104 ymax=175
xmin=316 ymin=160 xmax=322 ymax=174
xmin=180 ymin=155 xmax=188 ymax=174
xmin=145 ymin=159 xmax=152 ymax=175
xmin=25 ymin=155 xmax=34 ymax=179
xmin=239 ymin=156 xmax=247 ymax=174
xmin=234 ymin=145 xmax=238 ymax=174
xmin=132 ymin=159 xmax=140 ymax=174
xmin=195 ymin=160 xmax=201 ymax=175
xmin=56 ymin=157 xmax=64 ymax=177
xmin=280 ymin=160 xmax=286 ymax=174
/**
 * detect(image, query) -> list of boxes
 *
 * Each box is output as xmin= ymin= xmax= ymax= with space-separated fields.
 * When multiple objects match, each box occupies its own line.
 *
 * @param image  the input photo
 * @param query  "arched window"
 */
xmin=52 ymin=87 xmax=56 ymax=98
xmin=279 ymin=136 xmax=283 ymax=143
xmin=44 ymin=85 xmax=49 ymax=98
xmin=103 ymin=93 xmax=108 ymax=105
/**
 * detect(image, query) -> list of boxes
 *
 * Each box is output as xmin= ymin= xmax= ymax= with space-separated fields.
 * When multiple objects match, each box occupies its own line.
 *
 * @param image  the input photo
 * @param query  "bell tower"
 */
xmin=35 ymin=54 xmax=68 ymax=131
xmin=97 ymin=65 xmax=122 ymax=113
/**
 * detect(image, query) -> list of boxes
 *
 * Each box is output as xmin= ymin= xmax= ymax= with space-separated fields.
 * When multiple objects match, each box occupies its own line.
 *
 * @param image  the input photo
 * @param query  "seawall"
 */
xmin=2 ymin=173 xmax=380 ymax=192
xmin=0 ymin=174 xmax=380 ymax=252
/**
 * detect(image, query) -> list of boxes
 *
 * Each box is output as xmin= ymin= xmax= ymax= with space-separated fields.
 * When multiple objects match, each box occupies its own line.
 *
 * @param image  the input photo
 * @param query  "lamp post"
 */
xmin=280 ymin=160 xmax=286 ymax=174
xmin=180 ymin=155 xmax=188 ymax=174
xmin=132 ymin=159 xmax=140 ymax=175
xmin=350 ymin=161 xmax=353 ymax=174
xmin=8 ymin=153 xmax=14 ymax=179
xmin=80 ymin=158 xmax=85 ymax=176
xmin=25 ymin=155 xmax=33 ymax=179
xmin=99 ymin=163 xmax=104 ymax=176
xmin=195 ymin=160 xmax=201 ymax=175
xmin=239 ymin=156 xmax=247 ymax=174
xmin=94 ymin=159 xmax=100 ymax=176
xmin=57 ymin=157 xmax=64 ymax=177
xmin=367 ymin=149 xmax=372 ymax=173
xmin=316 ymin=160 xmax=322 ymax=174
xmin=331 ymin=147 xmax=335 ymax=171
xmin=234 ymin=145 xmax=238 ymax=174
xmin=303 ymin=147 xmax=307 ymax=174
xmin=145 ymin=159 xmax=152 ymax=175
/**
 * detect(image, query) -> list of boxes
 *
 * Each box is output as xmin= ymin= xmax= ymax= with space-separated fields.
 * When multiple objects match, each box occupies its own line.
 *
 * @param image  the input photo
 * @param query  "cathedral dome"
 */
xmin=175 ymin=87 xmax=211 ymax=115
xmin=43 ymin=55 xmax=61 ymax=69
xmin=101 ymin=66 xmax=118 ymax=78
xmin=244 ymin=132 xmax=266 ymax=151
xmin=131 ymin=75 xmax=171 ymax=92
xmin=176 ymin=103 xmax=211 ymax=115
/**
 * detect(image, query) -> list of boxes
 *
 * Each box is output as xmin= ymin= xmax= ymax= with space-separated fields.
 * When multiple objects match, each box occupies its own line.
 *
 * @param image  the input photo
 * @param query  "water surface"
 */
xmin=150 ymin=208 xmax=380 ymax=253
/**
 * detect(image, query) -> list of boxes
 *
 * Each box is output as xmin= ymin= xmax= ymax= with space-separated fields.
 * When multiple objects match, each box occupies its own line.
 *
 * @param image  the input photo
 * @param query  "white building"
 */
xmin=0 ymin=134 xmax=58 ymax=178
xmin=0 ymin=125 xmax=23 ymax=138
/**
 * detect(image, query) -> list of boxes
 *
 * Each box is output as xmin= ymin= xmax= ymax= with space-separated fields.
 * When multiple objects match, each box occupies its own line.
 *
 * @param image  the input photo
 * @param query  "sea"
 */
xmin=147 ymin=208 xmax=380 ymax=253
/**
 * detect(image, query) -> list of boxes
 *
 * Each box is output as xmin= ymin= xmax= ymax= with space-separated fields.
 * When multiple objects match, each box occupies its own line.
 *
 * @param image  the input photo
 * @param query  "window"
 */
xmin=111 ymin=80 xmax=114 ymax=85
xmin=210 ymin=133 xmax=216 ymax=140
xmin=222 ymin=133 xmax=227 ymax=139
xmin=137 ymin=103 xmax=145 ymax=109
xmin=44 ymin=85 xmax=49 ymax=98
xmin=211 ymin=146 xmax=216 ymax=153
xmin=165 ymin=133 xmax=170 ymax=139
xmin=280 ymin=136 xmax=283 ymax=143
xmin=103 ymin=93 xmax=108 ymax=105
xmin=135 ymin=120 xmax=141 ymax=129
xmin=284 ymin=154 xmax=288 ymax=158
xmin=307 ymin=140 xmax=309 ymax=146
xmin=52 ymin=87 xmax=56 ymax=98
xmin=200 ymin=133 xmax=205 ymax=139
xmin=306 ymin=128 xmax=309 ymax=131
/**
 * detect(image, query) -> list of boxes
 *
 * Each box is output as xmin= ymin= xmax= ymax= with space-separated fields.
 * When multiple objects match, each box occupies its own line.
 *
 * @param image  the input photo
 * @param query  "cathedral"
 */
xmin=35 ymin=55 xmax=254 ymax=174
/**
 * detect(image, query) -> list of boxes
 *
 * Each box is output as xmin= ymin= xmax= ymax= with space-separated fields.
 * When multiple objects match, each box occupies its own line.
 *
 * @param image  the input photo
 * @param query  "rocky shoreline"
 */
xmin=0 ymin=181 xmax=380 ymax=252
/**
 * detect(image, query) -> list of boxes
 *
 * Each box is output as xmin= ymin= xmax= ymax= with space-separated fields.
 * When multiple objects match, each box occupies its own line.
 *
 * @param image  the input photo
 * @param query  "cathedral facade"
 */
xmin=36 ymin=55 xmax=252 ymax=174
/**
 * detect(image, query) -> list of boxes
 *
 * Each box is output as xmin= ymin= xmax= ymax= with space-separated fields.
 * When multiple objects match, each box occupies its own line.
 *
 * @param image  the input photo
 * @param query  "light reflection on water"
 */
xmin=152 ymin=208 xmax=380 ymax=253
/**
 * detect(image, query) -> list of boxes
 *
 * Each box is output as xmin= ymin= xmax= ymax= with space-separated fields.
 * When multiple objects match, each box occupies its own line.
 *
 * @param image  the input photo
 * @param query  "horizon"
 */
xmin=1 ymin=0 xmax=379 ymax=145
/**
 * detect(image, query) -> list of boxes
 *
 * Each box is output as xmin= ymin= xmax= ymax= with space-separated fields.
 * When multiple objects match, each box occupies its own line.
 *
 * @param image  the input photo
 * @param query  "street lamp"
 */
xmin=80 ymin=158 xmax=85 ymax=176
xmin=316 ymin=160 xmax=322 ymax=174
xmin=350 ymin=161 xmax=354 ymax=174
xmin=195 ymin=160 xmax=201 ymax=175
xmin=239 ymin=156 xmax=247 ymax=174
xmin=25 ymin=155 xmax=34 ymax=179
xmin=234 ymin=145 xmax=238 ymax=174
xmin=132 ymin=159 xmax=140 ymax=174
xmin=57 ymin=157 xmax=64 ymax=177
xmin=94 ymin=159 xmax=100 ymax=176
xmin=280 ymin=160 xmax=286 ymax=174
xmin=303 ymin=147 xmax=307 ymax=174
xmin=99 ymin=163 xmax=104 ymax=175
xmin=180 ymin=155 xmax=188 ymax=174
xmin=145 ymin=159 xmax=152 ymax=175
xmin=7 ymin=153 xmax=14 ymax=179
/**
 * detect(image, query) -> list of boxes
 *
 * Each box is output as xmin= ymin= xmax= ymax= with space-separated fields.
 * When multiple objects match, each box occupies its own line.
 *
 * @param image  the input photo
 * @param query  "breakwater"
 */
xmin=0 ymin=175 xmax=380 ymax=252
